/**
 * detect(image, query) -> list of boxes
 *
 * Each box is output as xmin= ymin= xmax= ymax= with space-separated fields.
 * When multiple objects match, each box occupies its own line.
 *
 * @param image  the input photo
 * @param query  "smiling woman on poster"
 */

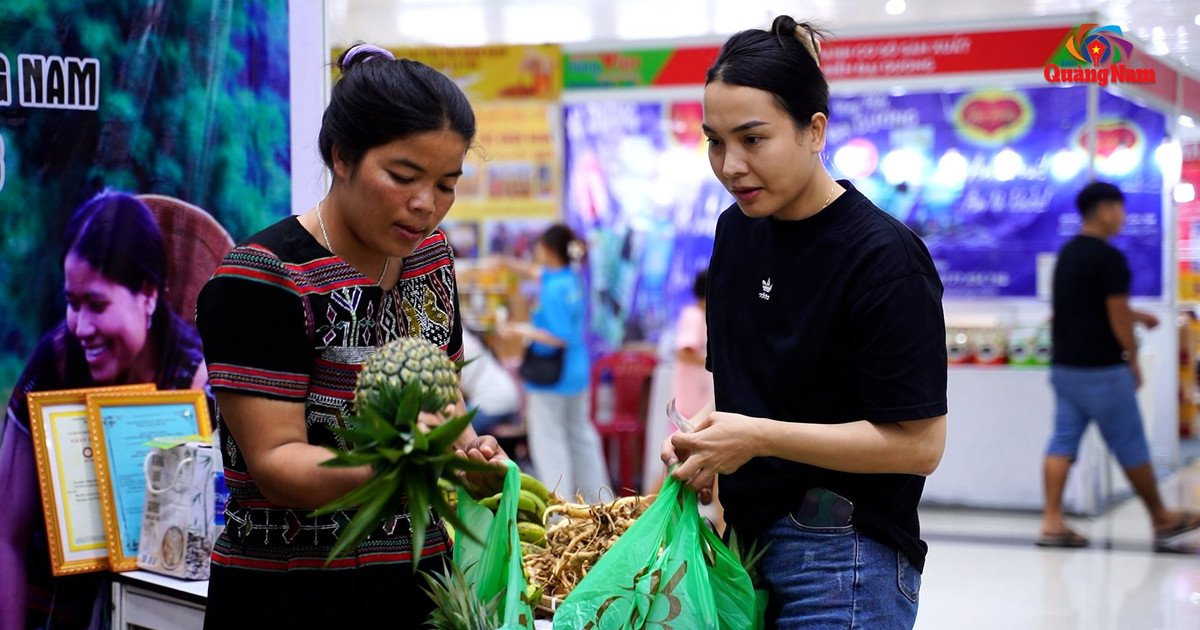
xmin=1 ymin=191 xmax=208 ymax=630
xmin=661 ymin=17 xmax=948 ymax=629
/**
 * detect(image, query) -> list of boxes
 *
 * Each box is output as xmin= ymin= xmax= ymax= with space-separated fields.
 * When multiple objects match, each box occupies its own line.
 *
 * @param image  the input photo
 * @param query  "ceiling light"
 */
xmin=1181 ymin=115 xmax=1196 ymax=128
xmin=1176 ymin=183 xmax=1195 ymax=204
xmin=1194 ymin=13 xmax=1200 ymax=26
xmin=885 ymin=0 xmax=906 ymax=16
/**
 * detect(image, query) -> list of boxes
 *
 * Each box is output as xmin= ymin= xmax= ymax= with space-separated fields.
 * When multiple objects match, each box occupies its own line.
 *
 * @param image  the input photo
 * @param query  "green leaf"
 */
xmin=426 ymin=409 xmax=477 ymax=453
xmin=395 ymin=381 xmax=423 ymax=429
xmin=325 ymin=474 xmax=394 ymax=561
xmin=377 ymin=446 xmax=406 ymax=463
xmin=310 ymin=472 xmax=390 ymax=516
xmin=406 ymin=477 xmax=432 ymax=573
xmin=317 ymin=447 xmax=384 ymax=468
xmin=328 ymin=425 xmax=378 ymax=445
xmin=429 ymin=480 xmax=483 ymax=545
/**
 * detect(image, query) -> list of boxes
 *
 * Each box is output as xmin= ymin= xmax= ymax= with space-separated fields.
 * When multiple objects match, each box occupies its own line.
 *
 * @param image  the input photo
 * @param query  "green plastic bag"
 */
xmin=552 ymin=476 xmax=756 ymax=630
xmin=454 ymin=460 xmax=536 ymax=630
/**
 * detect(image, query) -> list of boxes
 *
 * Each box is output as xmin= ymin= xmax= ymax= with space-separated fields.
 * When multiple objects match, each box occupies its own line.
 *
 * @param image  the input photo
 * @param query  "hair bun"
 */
xmin=770 ymin=15 xmax=799 ymax=38
xmin=339 ymin=43 xmax=396 ymax=72
xmin=769 ymin=15 xmax=824 ymax=66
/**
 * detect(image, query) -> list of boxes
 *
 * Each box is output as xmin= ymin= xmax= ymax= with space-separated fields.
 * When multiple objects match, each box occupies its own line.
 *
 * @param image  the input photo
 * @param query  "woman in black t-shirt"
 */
xmin=661 ymin=16 xmax=948 ymax=630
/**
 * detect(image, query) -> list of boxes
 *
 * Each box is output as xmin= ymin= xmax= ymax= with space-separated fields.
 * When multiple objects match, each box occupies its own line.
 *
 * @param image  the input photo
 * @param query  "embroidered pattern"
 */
xmin=205 ymin=226 xmax=462 ymax=571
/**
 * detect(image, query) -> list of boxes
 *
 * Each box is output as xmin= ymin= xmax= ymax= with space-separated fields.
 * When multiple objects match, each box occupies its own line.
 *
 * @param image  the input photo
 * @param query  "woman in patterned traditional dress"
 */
xmin=1 ymin=191 xmax=207 ymax=629
xmin=195 ymin=44 xmax=505 ymax=628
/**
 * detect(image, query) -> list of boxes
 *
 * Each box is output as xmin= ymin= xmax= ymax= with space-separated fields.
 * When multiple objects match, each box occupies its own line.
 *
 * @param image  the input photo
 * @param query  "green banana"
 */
xmin=517 ymin=521 xmax=546 ymax=545
xmin=517 ymin=489 xmax=547 ymax=522
xmin=478 ymin=493 xmax=502 ymax=511
xmin=520 ymin=472 xmax=552 ymax=505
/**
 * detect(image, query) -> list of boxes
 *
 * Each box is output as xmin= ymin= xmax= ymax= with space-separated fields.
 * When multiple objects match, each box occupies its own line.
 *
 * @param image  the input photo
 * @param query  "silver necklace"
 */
xmin=316 ymin=201 xmax=390 ymax=284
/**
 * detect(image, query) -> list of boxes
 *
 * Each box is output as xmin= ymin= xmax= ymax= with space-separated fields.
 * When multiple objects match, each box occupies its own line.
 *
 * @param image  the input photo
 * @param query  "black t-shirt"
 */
xmin=707 ymin=181 xmax=947 ymax=572
xmin=1051 ymin=235 xmax=1130 ymax=367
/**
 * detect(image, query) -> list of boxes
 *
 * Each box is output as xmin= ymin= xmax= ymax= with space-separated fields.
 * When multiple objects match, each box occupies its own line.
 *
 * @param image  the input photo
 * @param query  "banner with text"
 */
xmin=825 ymin=86 xmax=1164 ymax=297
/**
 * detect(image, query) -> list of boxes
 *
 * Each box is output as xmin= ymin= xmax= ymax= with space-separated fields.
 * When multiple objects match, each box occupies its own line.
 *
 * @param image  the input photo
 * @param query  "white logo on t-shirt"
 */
xmin=759 ymin=277 xmax=773 ymax=301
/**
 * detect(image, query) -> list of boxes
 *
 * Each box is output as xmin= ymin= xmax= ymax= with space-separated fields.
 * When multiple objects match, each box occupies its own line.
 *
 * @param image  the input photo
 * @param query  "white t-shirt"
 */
xmin=460 ymin=329 xmax=521 ymax=416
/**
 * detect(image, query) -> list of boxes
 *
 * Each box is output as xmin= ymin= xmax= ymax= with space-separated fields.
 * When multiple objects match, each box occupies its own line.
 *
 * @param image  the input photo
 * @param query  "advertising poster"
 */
xmin=564 ymin=86 xmax=1165 ymax=355
xmin=454 ymin=102 xmax=560 ymax=220
xmin=378 ymin=44 xmax=561 ymax=101
xmin=0 ymin=1 xmax=292 ymax=400
xmin=1178 ymin=142 xmax=1200 ymax=303
xmin=563 ymin=101 xmax=731 ymax=353
xmin=824 ymin=86 xmax=1164 ymax=297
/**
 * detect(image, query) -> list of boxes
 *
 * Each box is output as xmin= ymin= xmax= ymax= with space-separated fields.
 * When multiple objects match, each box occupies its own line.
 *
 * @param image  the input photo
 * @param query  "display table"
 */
xmin=111 ymin=571 xmax=207 ymax=630
xmin=922 ymin=363 xmax=1155 ymax=515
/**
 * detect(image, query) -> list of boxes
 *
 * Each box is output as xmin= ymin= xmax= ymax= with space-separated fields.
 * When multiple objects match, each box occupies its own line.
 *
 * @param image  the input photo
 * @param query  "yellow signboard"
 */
xmin=451 ymin=103 xmax=559 ymax=220
xmin=332 ymin=44 xmax=562 ymax=101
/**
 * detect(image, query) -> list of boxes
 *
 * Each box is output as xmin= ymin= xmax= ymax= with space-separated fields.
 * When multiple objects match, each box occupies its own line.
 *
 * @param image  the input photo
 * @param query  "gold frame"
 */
xmin=26 ymin=384 xmax=156 ymax=576
xmin=85 ymin=389 xmax=211 ymax=572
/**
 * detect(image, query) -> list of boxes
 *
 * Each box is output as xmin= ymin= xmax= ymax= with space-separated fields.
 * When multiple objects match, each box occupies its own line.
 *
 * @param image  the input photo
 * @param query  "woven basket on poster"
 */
xmin=138 ymin=194 xmax=234 ymax=324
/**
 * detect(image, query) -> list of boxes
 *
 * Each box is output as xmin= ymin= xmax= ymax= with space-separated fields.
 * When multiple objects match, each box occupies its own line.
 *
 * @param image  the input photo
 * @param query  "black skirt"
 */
xmin=202 ymin=554 xmax=448 ymax=629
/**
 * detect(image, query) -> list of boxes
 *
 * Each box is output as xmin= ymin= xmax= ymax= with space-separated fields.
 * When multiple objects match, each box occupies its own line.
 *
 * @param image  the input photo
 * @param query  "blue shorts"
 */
xmin=1047 ymin=364 xmax=1152 ymax=468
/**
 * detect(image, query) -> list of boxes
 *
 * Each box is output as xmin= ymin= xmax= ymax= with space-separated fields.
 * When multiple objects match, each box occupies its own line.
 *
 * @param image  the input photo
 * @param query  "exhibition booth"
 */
xmin=6 ymin=2 xmax=1200 ymax=628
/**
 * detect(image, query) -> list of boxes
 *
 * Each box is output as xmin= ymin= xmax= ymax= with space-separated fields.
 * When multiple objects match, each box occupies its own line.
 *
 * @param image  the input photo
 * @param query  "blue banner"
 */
xmin=563 ymin=87 xmax=1166 ymax=353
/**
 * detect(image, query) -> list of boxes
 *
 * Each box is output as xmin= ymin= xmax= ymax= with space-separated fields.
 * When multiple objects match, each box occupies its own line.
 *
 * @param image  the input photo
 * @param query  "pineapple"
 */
xmin=355 ymin=336 xmax=460 ymax=414
xmin=311 ymin=336 xmax=496 ymax=564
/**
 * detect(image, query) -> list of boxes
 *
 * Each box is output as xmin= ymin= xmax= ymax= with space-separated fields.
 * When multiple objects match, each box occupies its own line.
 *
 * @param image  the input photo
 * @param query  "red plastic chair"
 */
xmin=590 ymin=350 xmax=658 ymax=496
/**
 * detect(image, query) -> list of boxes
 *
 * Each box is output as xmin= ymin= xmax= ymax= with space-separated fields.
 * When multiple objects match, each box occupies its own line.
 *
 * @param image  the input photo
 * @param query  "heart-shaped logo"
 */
xmin=954 ymin=90 xmax=1033 ymax=146
xmin=1077 ymin=122 xmax=1138 ymax=157
xmin=961 ymin=98 xmax=1023 ymax=136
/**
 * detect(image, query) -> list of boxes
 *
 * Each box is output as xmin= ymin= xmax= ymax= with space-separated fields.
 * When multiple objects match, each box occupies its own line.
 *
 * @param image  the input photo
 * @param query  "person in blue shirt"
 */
xmin=501 ymin=224 xmax=609 ymax=502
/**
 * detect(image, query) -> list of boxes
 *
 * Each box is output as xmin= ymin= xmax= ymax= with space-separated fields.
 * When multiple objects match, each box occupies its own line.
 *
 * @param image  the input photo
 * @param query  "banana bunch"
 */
xmin=475 ymin=472 xmax=552 ymax=547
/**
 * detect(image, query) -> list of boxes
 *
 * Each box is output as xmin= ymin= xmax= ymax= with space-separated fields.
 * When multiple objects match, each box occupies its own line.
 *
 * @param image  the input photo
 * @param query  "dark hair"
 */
xmin=1076 ymin=181 xmax=1124 ymax=218
xmin=692 ymin=269 xmax=708 ymax=300
xmin=318 ymin=43 xmax=476 ymax=171
xmin=539 ymin=224 xmax=585 ymax=266
xmin=61 ymin=190 xmax=174 ymax=346
xmin=706 ymin=16 xmax=829 ymax=130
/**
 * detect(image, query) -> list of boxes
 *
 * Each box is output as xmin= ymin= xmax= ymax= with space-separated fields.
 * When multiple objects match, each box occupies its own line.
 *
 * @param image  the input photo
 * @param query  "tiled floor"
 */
xmin=917 ymin=459 xmax=1200 ymax=629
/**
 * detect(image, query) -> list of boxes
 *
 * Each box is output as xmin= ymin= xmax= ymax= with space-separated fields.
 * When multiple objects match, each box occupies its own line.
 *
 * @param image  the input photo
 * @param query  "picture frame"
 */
xmin=26 ymin=384 xmax=157 ymax=576
xmin=86 ymin=389 xmax=212 ymax=572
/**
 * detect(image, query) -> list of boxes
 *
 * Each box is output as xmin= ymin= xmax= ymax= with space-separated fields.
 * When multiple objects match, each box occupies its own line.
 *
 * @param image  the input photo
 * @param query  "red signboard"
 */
xmin=820 ymin=27 xmax=1070 ymax=81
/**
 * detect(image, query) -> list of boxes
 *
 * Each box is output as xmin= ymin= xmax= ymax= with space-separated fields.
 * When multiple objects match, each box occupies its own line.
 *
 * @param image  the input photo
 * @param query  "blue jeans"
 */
xmin=758 ymin=513 xmax=920 ymax=629
xmin=1048 ymin=365 xmax=1151 ymax=468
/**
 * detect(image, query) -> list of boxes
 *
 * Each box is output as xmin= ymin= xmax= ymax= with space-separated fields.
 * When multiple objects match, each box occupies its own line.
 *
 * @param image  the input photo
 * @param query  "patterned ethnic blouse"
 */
xmin=195 ymin=217 xmax=463 ymax=572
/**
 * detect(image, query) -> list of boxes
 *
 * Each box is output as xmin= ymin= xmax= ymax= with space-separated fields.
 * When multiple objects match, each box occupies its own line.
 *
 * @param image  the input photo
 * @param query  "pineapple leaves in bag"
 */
xmin=451 ymin=460 xmax=535 ymax=629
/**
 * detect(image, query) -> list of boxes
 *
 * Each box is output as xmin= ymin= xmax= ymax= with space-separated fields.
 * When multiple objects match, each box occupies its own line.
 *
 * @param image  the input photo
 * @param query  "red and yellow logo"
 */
xmin=953 ymin=90 xmax=1033 ymax=146
xmin=1045 ymin=24 xmax=1154 ymax=86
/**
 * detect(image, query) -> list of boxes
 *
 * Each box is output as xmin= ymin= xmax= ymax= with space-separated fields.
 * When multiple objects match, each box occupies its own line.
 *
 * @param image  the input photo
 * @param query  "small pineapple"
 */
xmin=355 ymin=336 xmax=460 ymax=415
xmin=312 ymin=336 xmax=495 ymax=565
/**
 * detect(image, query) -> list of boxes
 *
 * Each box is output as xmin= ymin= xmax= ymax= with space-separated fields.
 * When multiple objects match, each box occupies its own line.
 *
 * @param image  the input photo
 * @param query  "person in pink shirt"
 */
xmin=672 ymin=269 xmax=713 ymax=420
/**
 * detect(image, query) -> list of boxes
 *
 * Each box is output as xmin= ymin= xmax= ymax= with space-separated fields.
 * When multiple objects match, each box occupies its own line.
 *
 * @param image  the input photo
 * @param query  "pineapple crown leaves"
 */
xmin=311 ymin=381 xmax=501 ymax=565
xmin=420 ymin=563 xmax=501 ymax=630
xmin=725 ymin=527 xmax=771 ymax=588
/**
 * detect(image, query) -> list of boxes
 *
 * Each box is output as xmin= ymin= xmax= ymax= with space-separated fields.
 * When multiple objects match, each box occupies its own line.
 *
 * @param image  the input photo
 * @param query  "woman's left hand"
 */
xmin=456 ymin=435 xmax=508 ymax=496
xmin=669 ymin=411 xmax=762 ymax=500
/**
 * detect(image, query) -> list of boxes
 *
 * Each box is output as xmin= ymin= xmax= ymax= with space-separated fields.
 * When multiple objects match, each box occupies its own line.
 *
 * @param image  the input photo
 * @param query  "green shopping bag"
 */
xmin=453 ymin=460 xmax=535 ymax=630
xmin=552 ymin=476 xmax=756 ymax=630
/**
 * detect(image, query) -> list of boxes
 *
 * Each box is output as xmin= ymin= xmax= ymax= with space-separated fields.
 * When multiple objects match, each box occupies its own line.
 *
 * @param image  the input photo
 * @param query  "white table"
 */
xmin=111 ymin=571 xmax=207 ymax=630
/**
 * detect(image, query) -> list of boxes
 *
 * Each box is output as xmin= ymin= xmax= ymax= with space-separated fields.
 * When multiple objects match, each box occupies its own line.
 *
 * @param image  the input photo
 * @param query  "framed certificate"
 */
xmin=26 ymin=384 xmax=157 ymax=576
xmin=86 ymin=390 xmax=211 ymax=572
